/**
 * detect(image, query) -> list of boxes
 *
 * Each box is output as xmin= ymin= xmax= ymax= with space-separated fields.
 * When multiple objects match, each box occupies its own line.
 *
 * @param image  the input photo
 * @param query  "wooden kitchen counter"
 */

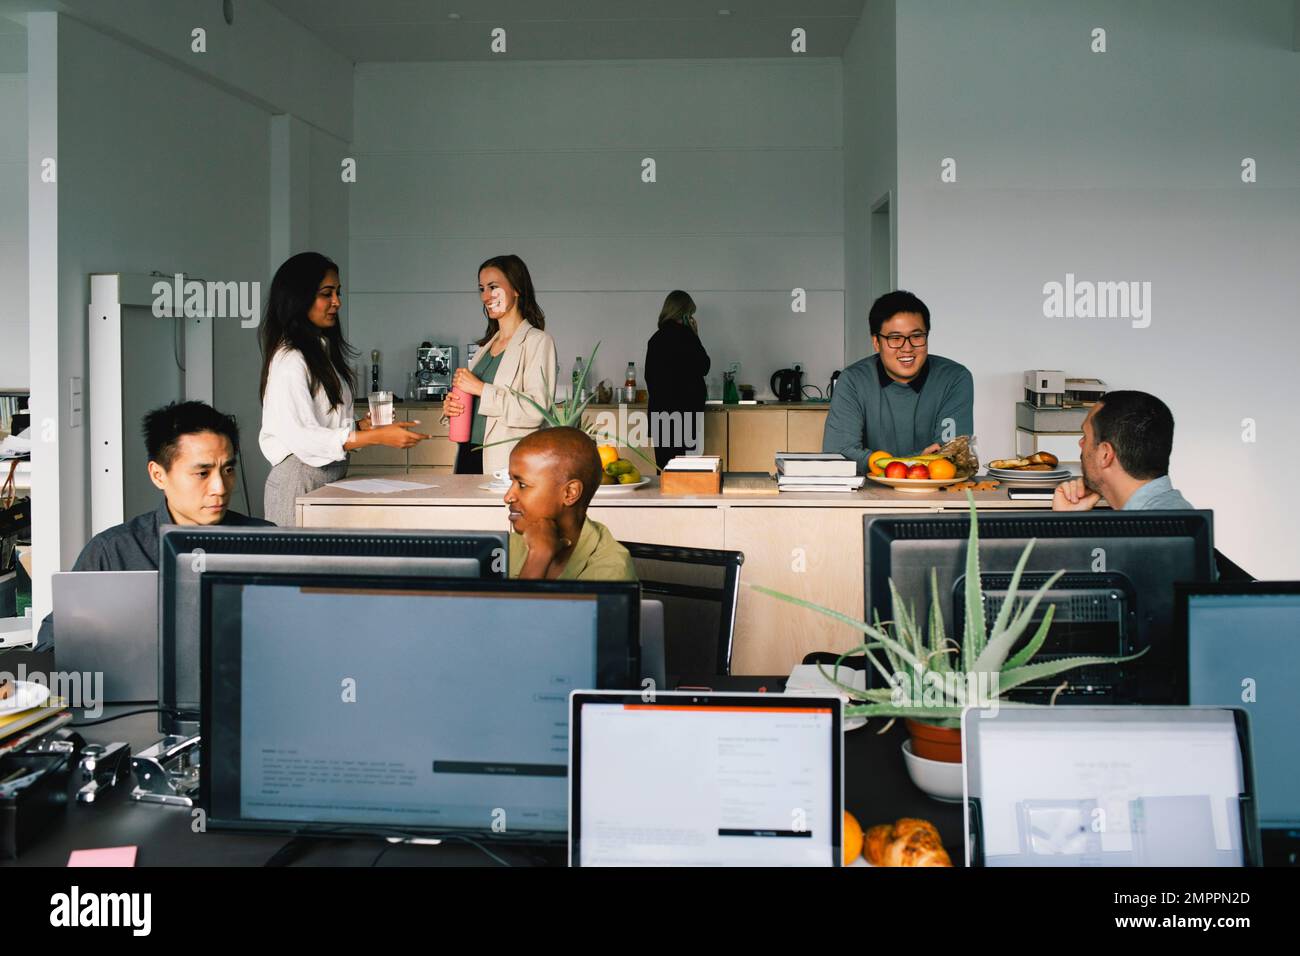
xmin=297 ymin=474 xmax=1054 ymax=675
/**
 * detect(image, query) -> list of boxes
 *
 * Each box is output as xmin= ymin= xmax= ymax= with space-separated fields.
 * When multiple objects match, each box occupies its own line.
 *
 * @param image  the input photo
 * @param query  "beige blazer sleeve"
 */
xmin=476 ymin=325 xmax=558 ymax=427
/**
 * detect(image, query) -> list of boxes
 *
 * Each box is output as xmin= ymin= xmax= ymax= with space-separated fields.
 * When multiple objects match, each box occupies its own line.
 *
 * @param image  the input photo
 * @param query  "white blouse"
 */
xmin=259 ymin=347 xmax=355 ymax=468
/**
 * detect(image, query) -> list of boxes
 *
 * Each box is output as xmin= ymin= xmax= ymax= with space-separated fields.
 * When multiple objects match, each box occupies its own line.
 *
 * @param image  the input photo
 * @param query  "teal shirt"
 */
xmin=469 ymin=349 xmax=505 ymax=447
xmin=822 ymin=354 xmax=974 ymax=474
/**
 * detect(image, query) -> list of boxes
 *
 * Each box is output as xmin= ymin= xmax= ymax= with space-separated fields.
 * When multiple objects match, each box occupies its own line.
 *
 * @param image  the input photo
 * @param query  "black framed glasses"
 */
xmin=878 ymin=332 xmax=929 ymax=349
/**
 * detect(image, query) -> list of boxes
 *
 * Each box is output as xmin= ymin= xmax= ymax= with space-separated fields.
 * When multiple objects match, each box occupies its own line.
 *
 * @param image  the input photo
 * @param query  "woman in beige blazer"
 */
xmin=446 ymin=255 xmax=558 ymax=475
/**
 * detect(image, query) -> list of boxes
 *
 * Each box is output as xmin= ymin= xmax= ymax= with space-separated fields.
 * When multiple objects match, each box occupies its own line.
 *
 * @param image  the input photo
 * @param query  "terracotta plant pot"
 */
xmin=905 ymin=719 xmax=962 ymax=764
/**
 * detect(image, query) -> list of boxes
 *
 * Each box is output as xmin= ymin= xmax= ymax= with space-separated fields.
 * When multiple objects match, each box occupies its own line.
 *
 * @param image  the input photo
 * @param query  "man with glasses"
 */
xmin=822 ymin=290 xmax=974 ymax=474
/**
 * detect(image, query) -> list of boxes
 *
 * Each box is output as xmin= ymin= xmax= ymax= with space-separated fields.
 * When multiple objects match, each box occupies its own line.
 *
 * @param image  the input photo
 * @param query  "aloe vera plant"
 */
xmin=475 ymin=340 xmax=660 ymax=473
xmin=751 ymin=490 xmax=1146 ymax=728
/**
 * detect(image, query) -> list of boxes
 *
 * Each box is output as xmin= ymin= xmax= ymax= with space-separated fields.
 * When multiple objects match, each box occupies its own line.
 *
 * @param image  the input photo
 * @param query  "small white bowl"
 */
xmin=901 ymin=739 xmax=964 ymax=803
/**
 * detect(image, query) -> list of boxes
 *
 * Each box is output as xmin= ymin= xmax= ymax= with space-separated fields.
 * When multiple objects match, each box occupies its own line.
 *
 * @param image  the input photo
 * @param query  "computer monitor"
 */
xmin=1179 ymin=582 xmax=1300 ymax=852
xmin=569 ymin=690 xmax=843 ymax=866
xmin=159 ymin=526 xmax=508 ymax=734
xmin=864 ymin=510 xmax=1215 ymax=704
xmin=201 ymin=573 xmax=640 ymax=843
xmin=963 ymin=705 xmax=1259 ymax=867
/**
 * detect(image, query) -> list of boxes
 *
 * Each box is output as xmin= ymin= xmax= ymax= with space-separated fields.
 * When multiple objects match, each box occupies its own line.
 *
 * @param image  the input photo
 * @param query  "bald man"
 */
xmin=503 ymin=427 xmax=638 ymax=581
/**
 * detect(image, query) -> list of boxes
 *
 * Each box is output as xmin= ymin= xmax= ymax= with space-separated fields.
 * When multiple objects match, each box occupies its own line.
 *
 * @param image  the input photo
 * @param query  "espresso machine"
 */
xmin=413 ymin=342 xmax=457 ymax=400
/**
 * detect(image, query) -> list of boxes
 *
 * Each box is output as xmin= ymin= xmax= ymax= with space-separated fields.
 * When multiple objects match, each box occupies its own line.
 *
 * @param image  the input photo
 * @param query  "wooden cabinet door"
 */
xmin=786 ymin=409 xmax=828 ymax=453
xmin=726 ymin=410 xmax=787 ymax=473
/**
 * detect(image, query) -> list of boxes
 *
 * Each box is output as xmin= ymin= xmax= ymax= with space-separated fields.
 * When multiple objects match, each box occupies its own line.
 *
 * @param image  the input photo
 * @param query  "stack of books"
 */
xmin=0 ymin=685 xmax=72 ymax=757
xmin=775 ymin=452 xmax=864 ymax=493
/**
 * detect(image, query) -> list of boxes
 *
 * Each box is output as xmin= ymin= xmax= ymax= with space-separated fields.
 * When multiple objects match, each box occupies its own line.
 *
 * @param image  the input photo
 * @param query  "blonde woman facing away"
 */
xmin=445 ymin=254 xmax=557 ymax=475
xmin=258 ymin=252 xmax=429 ymax=526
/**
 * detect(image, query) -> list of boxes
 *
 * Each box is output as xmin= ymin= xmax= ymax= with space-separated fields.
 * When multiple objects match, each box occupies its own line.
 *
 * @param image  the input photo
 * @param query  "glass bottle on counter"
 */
xmin=623 ymin=362 xmax=637 ymax=403
xmin=572 ymin=357 xmax=586 ymax=403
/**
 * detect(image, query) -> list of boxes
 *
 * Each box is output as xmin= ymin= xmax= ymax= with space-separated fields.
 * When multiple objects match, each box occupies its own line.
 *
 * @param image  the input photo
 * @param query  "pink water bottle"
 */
xmin=448 ymin=386 xmax=472 ymax=443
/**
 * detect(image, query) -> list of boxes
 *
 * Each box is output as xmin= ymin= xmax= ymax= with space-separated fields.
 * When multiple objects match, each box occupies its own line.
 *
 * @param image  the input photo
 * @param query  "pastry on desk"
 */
xmin=863 ymin=818 xmax=953 ymax=867
xmin=988 ymin=452 xmax=1059 ymax=471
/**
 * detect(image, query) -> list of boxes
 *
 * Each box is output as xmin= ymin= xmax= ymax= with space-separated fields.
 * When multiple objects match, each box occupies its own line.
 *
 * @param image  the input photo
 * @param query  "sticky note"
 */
xmin=68 ymin=846 xmax=138 ymax=867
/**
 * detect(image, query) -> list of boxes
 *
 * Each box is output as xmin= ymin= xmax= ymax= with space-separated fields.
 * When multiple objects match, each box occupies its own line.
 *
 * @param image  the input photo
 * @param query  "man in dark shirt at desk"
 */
xmin=36 ymin=401 xmax=270 ymax=647
xmin=822 ymin=290 xmax=974 ymax=474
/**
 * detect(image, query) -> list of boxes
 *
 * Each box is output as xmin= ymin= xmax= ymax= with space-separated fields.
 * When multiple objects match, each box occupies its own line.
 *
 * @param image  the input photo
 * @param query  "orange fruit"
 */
xmin=929 ymin=458 xmax=957 ymax=480
xmin=843 ymin=810 xmax=864 ymax=865
xmin=597 ymin=445 xmax=620 ymax=470
xmin=867 ymin=450 xmax=893 ymax=476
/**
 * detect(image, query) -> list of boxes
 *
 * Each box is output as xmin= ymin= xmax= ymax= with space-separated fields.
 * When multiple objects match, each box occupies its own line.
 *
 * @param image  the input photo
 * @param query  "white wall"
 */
xmin=0 ymin=15 xmax=24 ymax=389
xmin=894 ymin=0 xmax=1300 ymax=578
xmin=26 ymin=6 xmax=353 ymax=618
xmin=842 ymin=0 xmax=896 ymax=365
xmin=348 ymin=59 xmax=845 ymax=401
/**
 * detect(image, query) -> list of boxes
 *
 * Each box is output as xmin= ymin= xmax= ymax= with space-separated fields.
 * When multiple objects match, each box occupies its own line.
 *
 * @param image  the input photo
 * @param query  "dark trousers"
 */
xmin=455 ymin=442 xmax=483 ymax=475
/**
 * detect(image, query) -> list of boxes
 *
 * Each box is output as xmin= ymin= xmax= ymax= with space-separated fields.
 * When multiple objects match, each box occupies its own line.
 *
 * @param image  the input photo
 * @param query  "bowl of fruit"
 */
xmin=596 ymin=445 xmax=650 ymax=493
xmin=864 ymin=451 xmax=971 ymax=492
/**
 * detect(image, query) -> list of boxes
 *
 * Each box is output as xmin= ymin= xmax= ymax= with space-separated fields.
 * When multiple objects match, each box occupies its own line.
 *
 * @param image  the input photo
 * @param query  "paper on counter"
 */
xmin=326 ymin=478 xmax=438 ymax=494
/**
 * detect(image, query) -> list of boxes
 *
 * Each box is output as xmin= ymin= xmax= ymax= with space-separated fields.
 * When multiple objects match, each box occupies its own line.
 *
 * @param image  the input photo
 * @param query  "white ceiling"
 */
xmin=263 ymin=0 xmax=866 ymax=62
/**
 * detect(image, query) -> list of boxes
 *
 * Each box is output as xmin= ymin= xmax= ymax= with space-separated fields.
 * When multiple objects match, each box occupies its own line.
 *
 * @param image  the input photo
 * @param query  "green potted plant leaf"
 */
xmin=475 ymin=340 xmax=660 ymax=475
xmin=750 ymin=490 xmax=1146 ymax=792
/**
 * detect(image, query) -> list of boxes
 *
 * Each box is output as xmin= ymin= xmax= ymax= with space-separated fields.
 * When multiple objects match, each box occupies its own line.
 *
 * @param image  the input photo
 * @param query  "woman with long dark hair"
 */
xmin=445 ymin=254 xmax=557 ymax=475
xmin=644 ymin=290 xmax=711 ymax=468
xmin=258 ymin=252 xmax=428 ymax=525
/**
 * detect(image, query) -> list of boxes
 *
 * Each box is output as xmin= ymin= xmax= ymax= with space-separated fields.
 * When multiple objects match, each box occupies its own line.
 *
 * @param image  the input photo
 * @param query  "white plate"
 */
xmin=986 ymin=467 xmax=1073 ymax=481
xmin=477 ymin=481 xmax=511 ymax=492
xmin=0 ymin=680 xmax=51 ymax=713
xmin=595 ymin=478 xmax=651 ymax=494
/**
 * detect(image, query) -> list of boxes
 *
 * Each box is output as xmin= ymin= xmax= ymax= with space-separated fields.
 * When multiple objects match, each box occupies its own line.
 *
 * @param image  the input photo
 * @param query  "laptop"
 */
xmin=53 ymin=571 xmax=159 ymax=704
xmin=569 ymin=690 xmax=843 ymax=866
xmin=1180 ymin=582 xmax=1300 ymax=866
xmin=962 ymin=705 xmax=1260 ymax=866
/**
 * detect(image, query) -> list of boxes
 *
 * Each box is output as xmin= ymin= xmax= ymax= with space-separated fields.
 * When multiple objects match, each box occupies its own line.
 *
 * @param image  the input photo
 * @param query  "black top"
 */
xmin=35 ymin=499 xmax=271 ymax=648
xmin=69 ymin=498 xmax=272 ymax=571
xmin=644 ymin=320 xmax=711 ymax=413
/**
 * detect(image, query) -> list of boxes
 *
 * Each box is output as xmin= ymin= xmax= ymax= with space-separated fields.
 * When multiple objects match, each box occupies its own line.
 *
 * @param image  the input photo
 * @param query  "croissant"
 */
xmin=864 ymin=818 xmax=953 ymax=867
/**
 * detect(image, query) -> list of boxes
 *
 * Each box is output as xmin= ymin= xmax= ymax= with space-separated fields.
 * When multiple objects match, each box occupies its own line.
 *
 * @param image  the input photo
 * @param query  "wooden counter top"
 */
xmin=300 ymin=472 xmax=1052 ymax=511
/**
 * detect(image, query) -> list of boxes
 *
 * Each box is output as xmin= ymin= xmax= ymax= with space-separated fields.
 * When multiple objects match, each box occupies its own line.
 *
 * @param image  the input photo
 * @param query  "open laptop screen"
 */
xmin=964 ymin=707 xmax=1250 ymax=867
xmin=570 ymin=692 xmax=841 ymax=866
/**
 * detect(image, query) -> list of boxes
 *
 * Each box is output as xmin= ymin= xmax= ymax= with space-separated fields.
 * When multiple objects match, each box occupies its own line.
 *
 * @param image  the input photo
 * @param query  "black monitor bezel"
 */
xmin=864 ymin=509 xmax=1215 ymax=704
xmin=159 ymin=525 xmax=509 ymax=733
xmin=568 ymin=690 xmax=844 ymax=867
xmin=1176 ymin=580 xmax=1300 ymax=830
xmin=200 ymin=571 xmax=640 ymax=844
xmin=1173 ymin=580 xmax=1300 ymax=704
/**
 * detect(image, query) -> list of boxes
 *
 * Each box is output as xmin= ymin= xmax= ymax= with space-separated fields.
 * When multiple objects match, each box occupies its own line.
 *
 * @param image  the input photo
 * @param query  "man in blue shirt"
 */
xmin=1053 ymin=390 xmax=1193 ymax=511
xmin=822 ymin=291 xmax=974 ymax=474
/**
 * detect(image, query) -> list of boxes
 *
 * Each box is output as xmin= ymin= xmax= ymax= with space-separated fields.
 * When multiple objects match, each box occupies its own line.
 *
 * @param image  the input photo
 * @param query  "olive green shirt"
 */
xmin=508 ymin=517 xmax=638 ymax=582
xmin=470 ymin=349 xmax=505 ymax=447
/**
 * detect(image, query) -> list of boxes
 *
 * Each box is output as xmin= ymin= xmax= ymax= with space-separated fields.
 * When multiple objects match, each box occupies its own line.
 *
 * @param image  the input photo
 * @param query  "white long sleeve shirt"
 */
xmin=259 ymin=347 xmax=355 ymax=468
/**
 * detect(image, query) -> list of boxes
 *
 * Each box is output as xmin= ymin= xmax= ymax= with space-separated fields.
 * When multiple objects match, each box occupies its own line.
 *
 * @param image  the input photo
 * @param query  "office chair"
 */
xmin=1214 ymin=548 xmax=1254 ymax=582
xmin=621 ymin=542 xmax=743 ymax=679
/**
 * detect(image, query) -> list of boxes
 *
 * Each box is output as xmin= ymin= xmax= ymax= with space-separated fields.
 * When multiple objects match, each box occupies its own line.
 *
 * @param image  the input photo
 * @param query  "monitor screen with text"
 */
xmin=210 ymin=580 xmax=606 ymax=836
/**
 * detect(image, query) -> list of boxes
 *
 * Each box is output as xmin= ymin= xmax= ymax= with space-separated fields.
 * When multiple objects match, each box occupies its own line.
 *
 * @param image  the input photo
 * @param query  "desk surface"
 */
xmin=2 ymin=681 xmax=965 ymax=867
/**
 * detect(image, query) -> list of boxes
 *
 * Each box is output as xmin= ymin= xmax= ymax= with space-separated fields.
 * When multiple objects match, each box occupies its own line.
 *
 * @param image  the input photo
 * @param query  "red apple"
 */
xmin=884 ymin=461 xmax=909 ymax=479
xmin=906 ymin=463 xmax=931 ymax=480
